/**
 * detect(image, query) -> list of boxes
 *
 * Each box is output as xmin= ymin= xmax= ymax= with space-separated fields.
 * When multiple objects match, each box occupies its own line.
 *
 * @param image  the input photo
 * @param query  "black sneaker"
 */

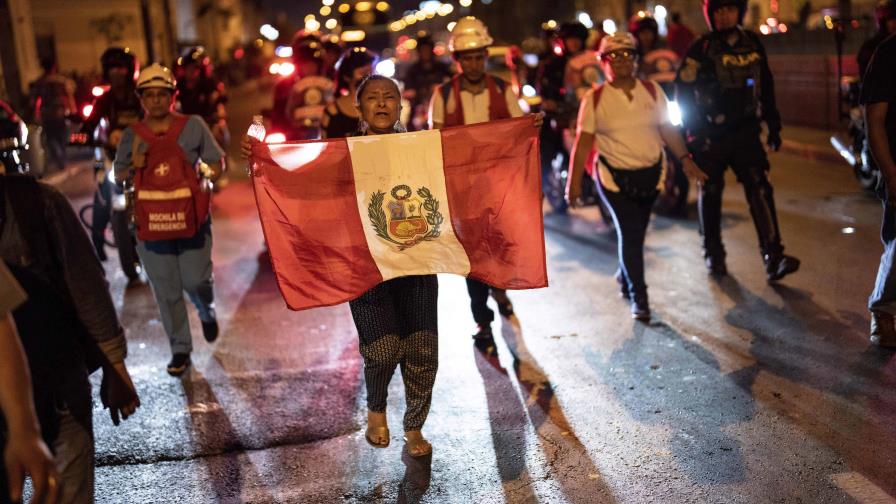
xmin=631 ymin=297 xmax=651 ymax=322
xmin=705 ymin=255 xmax=728 ymax=277
xmin=765 ymin=254 xmax=800 ymax=283
xmin=202 ymin=319 xmax=219 ymax=343
xmin=167 ymin=353 xmax=191 ymax=376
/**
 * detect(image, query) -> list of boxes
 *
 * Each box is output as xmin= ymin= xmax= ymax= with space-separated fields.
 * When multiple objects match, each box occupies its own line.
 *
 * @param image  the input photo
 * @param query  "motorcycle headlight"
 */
xmin=668 ymin=101 xmax=683 ymax=127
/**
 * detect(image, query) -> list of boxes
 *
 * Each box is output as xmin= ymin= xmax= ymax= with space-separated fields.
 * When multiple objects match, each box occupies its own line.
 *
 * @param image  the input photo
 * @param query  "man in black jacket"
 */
xmin=675 ymin=0 xmax=799 ymax=282
xmin=863 ymin=33 xmax=896 ymax=348
xmin=0 ymin=174 xmax=140 ymax=503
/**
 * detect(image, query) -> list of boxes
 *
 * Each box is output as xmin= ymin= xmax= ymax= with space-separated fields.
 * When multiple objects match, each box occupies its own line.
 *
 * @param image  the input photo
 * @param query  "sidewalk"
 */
xmin=779 ymin=125 xmax=843 ymax=165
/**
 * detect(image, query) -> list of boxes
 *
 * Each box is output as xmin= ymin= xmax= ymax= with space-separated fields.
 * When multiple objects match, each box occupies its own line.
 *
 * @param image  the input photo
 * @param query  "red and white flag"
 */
xmin=249 ymin=116 xmax=547 ymax=311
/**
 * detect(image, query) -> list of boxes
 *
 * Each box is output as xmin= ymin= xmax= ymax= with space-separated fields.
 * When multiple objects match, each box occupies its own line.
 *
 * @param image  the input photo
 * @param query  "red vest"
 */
xmin=440 ymin=75 xmax=511 ymax=127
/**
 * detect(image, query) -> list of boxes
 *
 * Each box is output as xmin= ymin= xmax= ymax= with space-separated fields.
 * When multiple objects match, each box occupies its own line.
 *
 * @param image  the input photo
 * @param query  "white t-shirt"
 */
xmin=577 ymin=79 xmax=669 ymax=192
xmin=428 ymin=80 xmax=524 ymax=127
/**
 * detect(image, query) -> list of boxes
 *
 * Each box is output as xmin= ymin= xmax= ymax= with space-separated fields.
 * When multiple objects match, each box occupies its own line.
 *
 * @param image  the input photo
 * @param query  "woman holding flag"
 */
xmin=242 ymin=75 xmax=437 ymax=458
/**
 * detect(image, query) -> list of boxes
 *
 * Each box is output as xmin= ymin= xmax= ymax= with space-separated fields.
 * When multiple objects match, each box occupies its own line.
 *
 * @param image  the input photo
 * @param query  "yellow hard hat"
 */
xmin=136 ymin=63 xmax=176 ymax=91
xmin=449 ymin=16 xmax=494 ymax=53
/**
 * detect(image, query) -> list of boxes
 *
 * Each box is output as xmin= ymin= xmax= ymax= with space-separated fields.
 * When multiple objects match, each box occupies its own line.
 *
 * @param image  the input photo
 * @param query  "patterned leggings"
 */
xmin=349 ymin=275 xmax=439 ymax=432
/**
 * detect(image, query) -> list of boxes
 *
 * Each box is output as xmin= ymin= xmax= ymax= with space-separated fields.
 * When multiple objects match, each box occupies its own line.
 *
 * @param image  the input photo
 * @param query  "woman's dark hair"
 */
xmin=354 ymin=74 xmax=406 ymax=134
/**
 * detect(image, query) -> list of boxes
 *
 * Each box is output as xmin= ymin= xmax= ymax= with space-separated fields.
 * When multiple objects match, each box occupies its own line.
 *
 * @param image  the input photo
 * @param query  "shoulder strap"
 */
xmin=592 ymin=83 xmax=605 ymax=111
xmin=131 ymin=114 xmax=190 ymax=144
xmin=439 ymin=80 xmax=452 ymax=105
xmin=489 ymin=75 xmax=507 ymax=92
xmin=167 ymin=114 xmax=190 ymax=140
xmin=640 ymin=79 xmax=658 ymax=101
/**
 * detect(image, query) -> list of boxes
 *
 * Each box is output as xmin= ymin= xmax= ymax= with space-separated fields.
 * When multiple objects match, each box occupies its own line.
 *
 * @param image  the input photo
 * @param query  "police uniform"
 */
xmin=675 ymin=0 xmax=797 ymax=279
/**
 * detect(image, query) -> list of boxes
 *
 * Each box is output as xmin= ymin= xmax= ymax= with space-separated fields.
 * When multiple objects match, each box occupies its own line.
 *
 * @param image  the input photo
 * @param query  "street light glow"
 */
xmin=323 ymin=0 xmax=334 ymax=5
xmin=320 ymin=5 xmax=331 ymax=15
xmin=260 ymin=24 xmax=280 ymax=41
xmin=459 ymin=0 xmax=472 ymax=6
xmin=602 ymin=19 xmax=617 ymax=35
xmin=447 ymin=21 xmax=456 ymax=31
xmin=577 ymin=11 xmax=594 ymax=29
xmin=341 ymin=29 xmax=366 ymax=42
xmin=375 ymin=58 xmax=396 ymax=78
xmin=306 ymin=18 xmax=321 ymax=31
xmin=275 ymin=46 xmax=293 ymax=57
xmin=654 ymin=5 xmax=667 ymax=18
xmin=326 ymin=18 xmax=338 ymax=29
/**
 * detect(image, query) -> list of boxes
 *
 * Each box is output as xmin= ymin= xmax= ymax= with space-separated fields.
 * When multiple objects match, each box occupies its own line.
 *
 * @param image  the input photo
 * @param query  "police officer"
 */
xmin=675 ymin=0 xmax=799 ymax=281
xmin=271 ymin=32 xmax=335 ymax=141
xmin=81 ymin=47 xmax=144 ymax=285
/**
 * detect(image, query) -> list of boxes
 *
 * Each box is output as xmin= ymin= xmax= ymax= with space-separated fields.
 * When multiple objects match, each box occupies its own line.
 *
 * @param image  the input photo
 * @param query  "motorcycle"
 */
xmin=0 ymin=100 xmax=31 ymax=174
xmin=830 ymin=75 xmax=878 ymax=191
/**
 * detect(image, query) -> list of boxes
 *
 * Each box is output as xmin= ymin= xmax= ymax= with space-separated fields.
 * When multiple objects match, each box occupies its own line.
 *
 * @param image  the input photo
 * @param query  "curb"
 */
xmin=779 ymin=138 xmax=844 ymax=165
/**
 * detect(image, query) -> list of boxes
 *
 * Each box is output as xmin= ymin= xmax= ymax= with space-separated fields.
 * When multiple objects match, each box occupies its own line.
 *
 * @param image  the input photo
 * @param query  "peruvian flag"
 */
xmin=249 ymin=116 xmax=547 ymax=311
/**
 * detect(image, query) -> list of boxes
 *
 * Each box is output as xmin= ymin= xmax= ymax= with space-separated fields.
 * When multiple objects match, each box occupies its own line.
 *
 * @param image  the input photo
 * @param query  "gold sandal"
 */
xmin=403 ymin=432 xmax=432 ymax=457
xmin=365 ymin=426 xmax=390 ymax=448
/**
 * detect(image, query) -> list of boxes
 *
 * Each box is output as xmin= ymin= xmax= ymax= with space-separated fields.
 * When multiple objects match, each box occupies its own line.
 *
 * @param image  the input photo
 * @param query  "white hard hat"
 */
xmin=136 ymin=63 xmax=176 ymax=91
xmin=449 ymin=16 xmax=494 ymax=53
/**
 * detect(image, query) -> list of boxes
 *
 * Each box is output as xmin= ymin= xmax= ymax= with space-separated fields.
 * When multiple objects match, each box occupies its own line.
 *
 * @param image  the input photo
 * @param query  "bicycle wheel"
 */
xmin=79 ymin=203 xmax=117 ymax=248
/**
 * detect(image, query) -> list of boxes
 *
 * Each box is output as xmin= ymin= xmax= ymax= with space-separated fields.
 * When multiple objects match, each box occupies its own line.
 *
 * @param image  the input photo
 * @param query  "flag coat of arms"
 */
xmin=249 ymin=116 xmax=547 ymax=310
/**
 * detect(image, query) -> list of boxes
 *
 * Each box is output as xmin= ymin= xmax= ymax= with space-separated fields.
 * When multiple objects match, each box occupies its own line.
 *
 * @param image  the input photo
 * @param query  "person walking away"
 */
xmin=403 ymin=35 xmax=453 ymax=131
xmin=862 ymin=32 xmax=896 ymax=348
xmin=675 ymin=0 xmax=799 ymax=281
xmin=566 ymin=33 xmax=707 ymax=320
xmin=242 ymin=74 xmax=440 ymax=458
xmin=0 ymin=262 xmax=60 ymax=504
xmin=429 ymin=16 xmax=542 ymax=347
xmin=80 ymin=47 xmax=144 ymax=285
xmin=114 ymin=64 xmax=225 ymax=376
xmin=322 ymin=47 xmax=377 ymax=139
xmin=28 ymin=57 xmax=77 ymax=174
xmin=0 ymin=173 xmax=140 ymax=503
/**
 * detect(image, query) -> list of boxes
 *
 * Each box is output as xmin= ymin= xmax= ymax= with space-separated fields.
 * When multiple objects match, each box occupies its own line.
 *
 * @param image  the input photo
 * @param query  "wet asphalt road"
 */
xmin=43 ymin=85 xmax=895 ymax=503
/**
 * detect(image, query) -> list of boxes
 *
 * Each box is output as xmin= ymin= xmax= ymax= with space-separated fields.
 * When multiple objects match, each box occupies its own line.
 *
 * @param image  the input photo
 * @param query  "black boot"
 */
xmin=630 ymin=293 xmax=651 ymax=321
xmin=615 ymin=270 xmax=631 ymax=300
xmin=765 ymin=253 xmax=800 ymax=282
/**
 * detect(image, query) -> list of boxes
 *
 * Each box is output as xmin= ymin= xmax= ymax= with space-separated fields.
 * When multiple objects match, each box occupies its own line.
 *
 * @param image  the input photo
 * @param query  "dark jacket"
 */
xmin=0 ymin=176 xmax=127 ymax=364
xmin=675 ymin=27 xmax=781 ymax=140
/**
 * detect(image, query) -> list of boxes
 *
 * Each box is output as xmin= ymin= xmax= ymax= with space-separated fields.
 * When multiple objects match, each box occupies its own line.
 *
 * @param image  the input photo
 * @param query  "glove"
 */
xmin=767 ymin=129 xmax=782 ymax=152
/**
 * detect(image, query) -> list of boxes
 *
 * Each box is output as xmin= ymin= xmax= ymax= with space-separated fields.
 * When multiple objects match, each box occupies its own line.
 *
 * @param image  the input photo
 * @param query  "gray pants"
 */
xmin=137 ymin=228 xmax=215 ymax=355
